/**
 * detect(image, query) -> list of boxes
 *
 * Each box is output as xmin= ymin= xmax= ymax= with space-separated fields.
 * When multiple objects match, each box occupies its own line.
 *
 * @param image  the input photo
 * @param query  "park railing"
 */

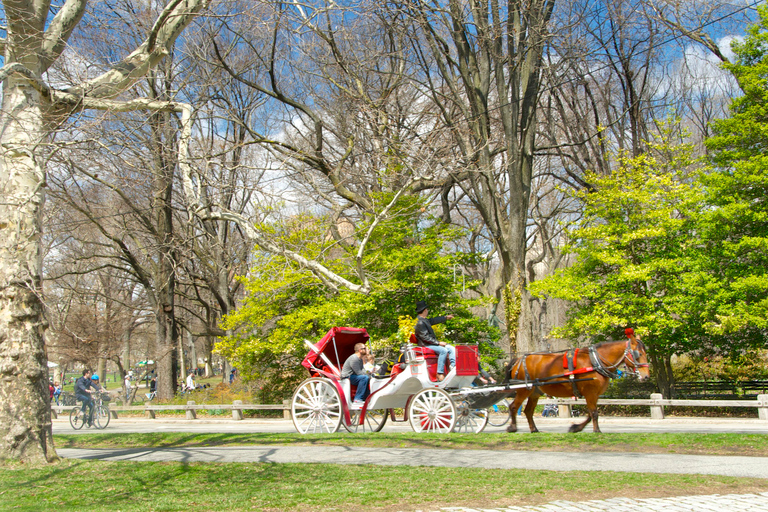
xmin=51 ymin=399 xmax=292 ymax=420
xmin=51 ymin=394 xmax=768 ymax=421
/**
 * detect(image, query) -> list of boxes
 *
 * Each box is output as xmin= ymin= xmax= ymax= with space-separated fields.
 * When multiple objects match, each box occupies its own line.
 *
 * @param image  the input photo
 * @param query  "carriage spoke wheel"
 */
xmin=408 ymin=388 xmax=456 ymax=433
xmin=453 ymin=402 xmax=489 ymax=433
xmin=291 ymin=378 xmax=343 ymax=434
xmin=342 ymin=408 xmax=388 ymax=433
xmin=486 ymin=398 xmax=512 ymax=427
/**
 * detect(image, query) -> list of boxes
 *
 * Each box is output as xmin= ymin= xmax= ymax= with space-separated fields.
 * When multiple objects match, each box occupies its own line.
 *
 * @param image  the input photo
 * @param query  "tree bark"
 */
xmin=0 ymin=71 xmax=57 ymax=463
xmin=0 ymin=0 xmax=207 ymax=462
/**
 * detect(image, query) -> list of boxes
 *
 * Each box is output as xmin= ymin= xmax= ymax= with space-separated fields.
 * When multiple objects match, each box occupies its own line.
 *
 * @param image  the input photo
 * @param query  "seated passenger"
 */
xmin=341 ymin=342 xmax=371 ymax=404
xmin=363 ymin=350 xmax=375 ymax=374
xmin=475 ymin=363 xmax=497 ymax=386
xmin=413 ymin=300 xmax=455 ymax=381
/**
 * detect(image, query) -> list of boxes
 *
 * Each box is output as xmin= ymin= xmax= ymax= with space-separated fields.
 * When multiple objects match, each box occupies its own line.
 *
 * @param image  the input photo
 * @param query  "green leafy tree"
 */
xmin=218 ymin=196 xmax=501 ymax=399
xmin=530 ymin=127 xmax=708 ymax=395
xmin=703 ymin=6 xmax=768 ymax=343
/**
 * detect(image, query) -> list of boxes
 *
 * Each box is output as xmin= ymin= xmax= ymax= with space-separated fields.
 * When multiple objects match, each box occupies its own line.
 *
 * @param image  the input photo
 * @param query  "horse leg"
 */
xmin=586 ymin=395 xmax=601 ymax=433
xmin=568 ymin=404 xmax=592 ymax=433
xmin=506 ymin=391 xmax=529 ymax=433
xmin=523 ymin=393 xmax=541 ymax=433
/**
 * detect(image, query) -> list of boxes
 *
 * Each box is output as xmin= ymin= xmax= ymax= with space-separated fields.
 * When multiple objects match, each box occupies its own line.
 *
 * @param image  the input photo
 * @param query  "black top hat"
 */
xmin=415 ymin=300 xmax=428 ymax=314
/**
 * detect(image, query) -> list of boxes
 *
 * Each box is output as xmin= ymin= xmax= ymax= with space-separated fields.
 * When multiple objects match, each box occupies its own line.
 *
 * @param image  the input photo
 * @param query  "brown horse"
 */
xmin=504 ymin=331 xmax=650 ymax=433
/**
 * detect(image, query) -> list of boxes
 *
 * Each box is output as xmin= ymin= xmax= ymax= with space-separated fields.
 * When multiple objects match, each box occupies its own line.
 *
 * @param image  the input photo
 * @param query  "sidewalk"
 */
xmin=57 ymin=443 xmax=768 ymax=478
xmin=422 ymin=493 xmax=768 ymax=511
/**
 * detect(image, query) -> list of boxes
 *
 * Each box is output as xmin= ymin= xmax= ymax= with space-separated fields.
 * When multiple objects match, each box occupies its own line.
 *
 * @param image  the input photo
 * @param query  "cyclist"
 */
xmin=74 ymin=369 xmax=96 ymax=427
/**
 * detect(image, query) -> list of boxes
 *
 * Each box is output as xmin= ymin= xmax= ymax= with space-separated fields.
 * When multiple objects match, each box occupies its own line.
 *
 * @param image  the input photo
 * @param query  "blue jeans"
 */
xmin=348 ymin=374 xmax=370 ymax=402
xmin=429 ymin=344 xmax=456 ymax=373
xmin=78 ymin=395 xmax=94 ymax=424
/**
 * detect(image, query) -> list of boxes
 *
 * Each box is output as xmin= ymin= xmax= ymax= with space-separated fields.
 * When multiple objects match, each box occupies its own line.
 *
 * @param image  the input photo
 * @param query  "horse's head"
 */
xmin=624 ymin=337 xmax=650 ymax=381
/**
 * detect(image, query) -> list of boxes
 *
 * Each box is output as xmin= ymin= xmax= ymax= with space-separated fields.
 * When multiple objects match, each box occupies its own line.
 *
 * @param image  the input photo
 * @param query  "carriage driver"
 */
xmin=341 ymin=343 xmax=371 ymax=404
xmin=414 ymin=301 xmax=455 ymax=381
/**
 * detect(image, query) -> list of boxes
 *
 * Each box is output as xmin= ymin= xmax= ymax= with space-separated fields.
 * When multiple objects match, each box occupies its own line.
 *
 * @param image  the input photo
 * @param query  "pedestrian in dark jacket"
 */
xmin=74 ymin=369 xmax=95 ymax=427
xmin=413 ymin=300 xmax=455 ymax=381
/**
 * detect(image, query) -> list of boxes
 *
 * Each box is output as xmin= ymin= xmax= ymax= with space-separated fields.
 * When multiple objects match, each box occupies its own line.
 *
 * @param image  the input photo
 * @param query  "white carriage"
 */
xmin=291 ymin=326 xmax=532 ymax=434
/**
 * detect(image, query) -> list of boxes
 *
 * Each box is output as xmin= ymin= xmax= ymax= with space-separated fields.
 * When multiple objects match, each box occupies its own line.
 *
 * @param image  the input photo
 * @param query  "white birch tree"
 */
xmin=0 ymin=0 xmax=208 ymax=463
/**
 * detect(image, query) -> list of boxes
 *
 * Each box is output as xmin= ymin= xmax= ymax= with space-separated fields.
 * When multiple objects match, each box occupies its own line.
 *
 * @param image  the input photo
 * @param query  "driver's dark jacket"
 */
xmin=414 ymin=316 xmax=448 ymax=347
xmin=74 ymin=376 xmax=93 ymax=400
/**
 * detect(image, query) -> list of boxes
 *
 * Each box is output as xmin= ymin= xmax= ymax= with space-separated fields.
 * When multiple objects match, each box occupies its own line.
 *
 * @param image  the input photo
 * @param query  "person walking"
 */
xmin=124 ymin=374 xmax=132 ymax=403
xmin=53 ymin=382 xmax=62 ymax=405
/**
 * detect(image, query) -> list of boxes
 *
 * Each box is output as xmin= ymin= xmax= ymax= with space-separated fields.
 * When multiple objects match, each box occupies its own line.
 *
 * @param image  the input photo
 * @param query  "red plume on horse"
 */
xmin=503 ymin=327 xmax=650 ymax=433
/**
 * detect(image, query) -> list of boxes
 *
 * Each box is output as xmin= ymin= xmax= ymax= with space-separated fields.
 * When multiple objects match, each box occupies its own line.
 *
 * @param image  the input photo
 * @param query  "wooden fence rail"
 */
xmin=51 ymin=399 xmax=292 ymax=420
xmin=51 ymin=394 xmax=768 ymax=421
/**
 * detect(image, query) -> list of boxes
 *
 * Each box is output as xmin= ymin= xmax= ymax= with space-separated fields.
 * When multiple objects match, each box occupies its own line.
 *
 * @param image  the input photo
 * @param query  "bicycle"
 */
xmin=542 ymin=403 xmax=558 ymax=417
xmin=69 ymin=393 xmax=111 ymax=430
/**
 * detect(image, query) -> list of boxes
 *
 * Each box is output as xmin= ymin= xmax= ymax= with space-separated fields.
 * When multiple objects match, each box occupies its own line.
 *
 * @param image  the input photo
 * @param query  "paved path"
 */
xmin=428 ymin=493 xmax=768 ymax=511
xmin=57 ymin=444 xmax=768 ymax=478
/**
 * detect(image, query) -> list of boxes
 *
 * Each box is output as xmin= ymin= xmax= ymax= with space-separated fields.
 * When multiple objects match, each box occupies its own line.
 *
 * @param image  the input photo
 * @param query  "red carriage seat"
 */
xmin=409 ymin=333 xmax=439 ymax=381
xmin=409 ymin=334 xmax=478 ymax=379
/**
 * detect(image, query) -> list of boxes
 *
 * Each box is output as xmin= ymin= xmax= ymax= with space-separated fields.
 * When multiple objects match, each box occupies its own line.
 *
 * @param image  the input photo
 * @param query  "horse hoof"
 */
xmin=568 ymin=424 xmax=581 ymax=433
xmin=530 ymin=429 xmax=540 ymax=433
xmin=506 ymin=425 xmax=517 ymax=433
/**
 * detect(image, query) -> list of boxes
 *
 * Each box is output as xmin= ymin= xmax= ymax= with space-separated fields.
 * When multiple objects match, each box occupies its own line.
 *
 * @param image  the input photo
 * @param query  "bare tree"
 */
xmin=0 ymin=0 xmax=208 ymax=462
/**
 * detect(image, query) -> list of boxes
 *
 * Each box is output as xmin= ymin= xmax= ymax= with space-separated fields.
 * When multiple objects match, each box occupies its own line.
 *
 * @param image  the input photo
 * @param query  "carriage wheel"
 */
xmin=342 ymin=408 xmax=388 ymax=433
xmin=408 ymin=388 xmax=456 ymax=433
xmin=486 ymin=398 xmax=512 ymax=427
xmin=291 ymin=378 xmax=343 ymax=434
xmin=453 ymin=403 xmax=489 ymax=434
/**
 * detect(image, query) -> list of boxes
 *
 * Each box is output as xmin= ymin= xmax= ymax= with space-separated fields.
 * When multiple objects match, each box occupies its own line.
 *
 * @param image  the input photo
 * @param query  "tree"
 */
xmin=0 ymin=0 xmax=207 ymax=462
xmin=218 ymin=196 xmax=501 ymax=398
xmin=702 ymin=6 xmax=768 ymax=338
xmin=393 ymin=0 xmax=556 ymax=353
xmin=529 ymin=126 xmax=709 ymax=395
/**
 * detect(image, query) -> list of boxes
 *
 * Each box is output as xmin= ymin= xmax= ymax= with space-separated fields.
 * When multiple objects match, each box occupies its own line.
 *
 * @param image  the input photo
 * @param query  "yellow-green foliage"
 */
xmin=395 ymin=314 xmax=446 ymax=344
xmin=214 ymin=193 xmax=502 ymax=390
xmin=529 ymin=120 xmax=708 ymax=355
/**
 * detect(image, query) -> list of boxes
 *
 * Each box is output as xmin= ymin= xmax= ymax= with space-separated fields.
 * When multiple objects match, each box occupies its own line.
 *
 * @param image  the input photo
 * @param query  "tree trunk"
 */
xmin=649 ymin=349 xmax=673 ymax=397
xmin=0 ymin=75 xmax=57 ymax=462
xmin=187 ymin=329 xmax=197 ymax=374
xmin=178 ymin=332 xmax=187 ymax=383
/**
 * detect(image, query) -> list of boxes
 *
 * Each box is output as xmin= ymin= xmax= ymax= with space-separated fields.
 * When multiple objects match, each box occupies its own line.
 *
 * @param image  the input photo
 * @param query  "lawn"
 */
xmin=3 ymin=431 xmax=766 ymax=511
xmin=1 ymin=458 xmax=765 ymax=512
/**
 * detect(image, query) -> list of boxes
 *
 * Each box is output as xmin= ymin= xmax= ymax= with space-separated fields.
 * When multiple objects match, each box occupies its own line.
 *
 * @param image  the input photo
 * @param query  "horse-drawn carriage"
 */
xmin=291 ymin=326 xmax=651 ymax=435
xmin=290 ymin=326 xmax=532 ymax=434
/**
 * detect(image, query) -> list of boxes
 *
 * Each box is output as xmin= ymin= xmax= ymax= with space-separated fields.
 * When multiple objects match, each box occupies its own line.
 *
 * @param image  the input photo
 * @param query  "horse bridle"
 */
xmin=590 ymin=339 xmax=649 ymax=379
xmin=622 ymin=339 xmax=650 ymax=377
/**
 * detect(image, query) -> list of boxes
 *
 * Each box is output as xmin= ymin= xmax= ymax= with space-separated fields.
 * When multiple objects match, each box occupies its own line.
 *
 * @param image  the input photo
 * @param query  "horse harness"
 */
xmin=509 ymin=339 xmax=648 ymax=398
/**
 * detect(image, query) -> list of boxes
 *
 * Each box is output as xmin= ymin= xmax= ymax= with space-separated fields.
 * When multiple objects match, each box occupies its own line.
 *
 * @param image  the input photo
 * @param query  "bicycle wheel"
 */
xmin=95 ymin=405 xmax=110 ymax=429
xmin=487 ymin=398 xmax=511 ymax=427
xmin=69 ymin=407 xmax=85 ymax=430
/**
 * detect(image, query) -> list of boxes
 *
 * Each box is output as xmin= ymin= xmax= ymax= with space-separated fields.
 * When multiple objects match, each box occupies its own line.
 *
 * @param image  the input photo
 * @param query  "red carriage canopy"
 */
xmin=301 ymin=327 xmax=370 ymax=376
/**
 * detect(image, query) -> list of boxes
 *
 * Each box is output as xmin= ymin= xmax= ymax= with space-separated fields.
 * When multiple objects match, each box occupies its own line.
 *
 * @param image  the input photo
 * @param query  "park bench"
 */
xmin=672 ymin=380 xmax=768 ymax=400
xmin=672 ymin=381 xmax=739 ymax=399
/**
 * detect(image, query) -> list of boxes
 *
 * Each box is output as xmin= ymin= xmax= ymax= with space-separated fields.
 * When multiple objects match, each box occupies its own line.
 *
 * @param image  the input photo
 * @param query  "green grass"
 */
xmin=1 ymin=459 xmax=765 ymax=512
xmin=53 ymin=431 xmax=768 ymax=456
